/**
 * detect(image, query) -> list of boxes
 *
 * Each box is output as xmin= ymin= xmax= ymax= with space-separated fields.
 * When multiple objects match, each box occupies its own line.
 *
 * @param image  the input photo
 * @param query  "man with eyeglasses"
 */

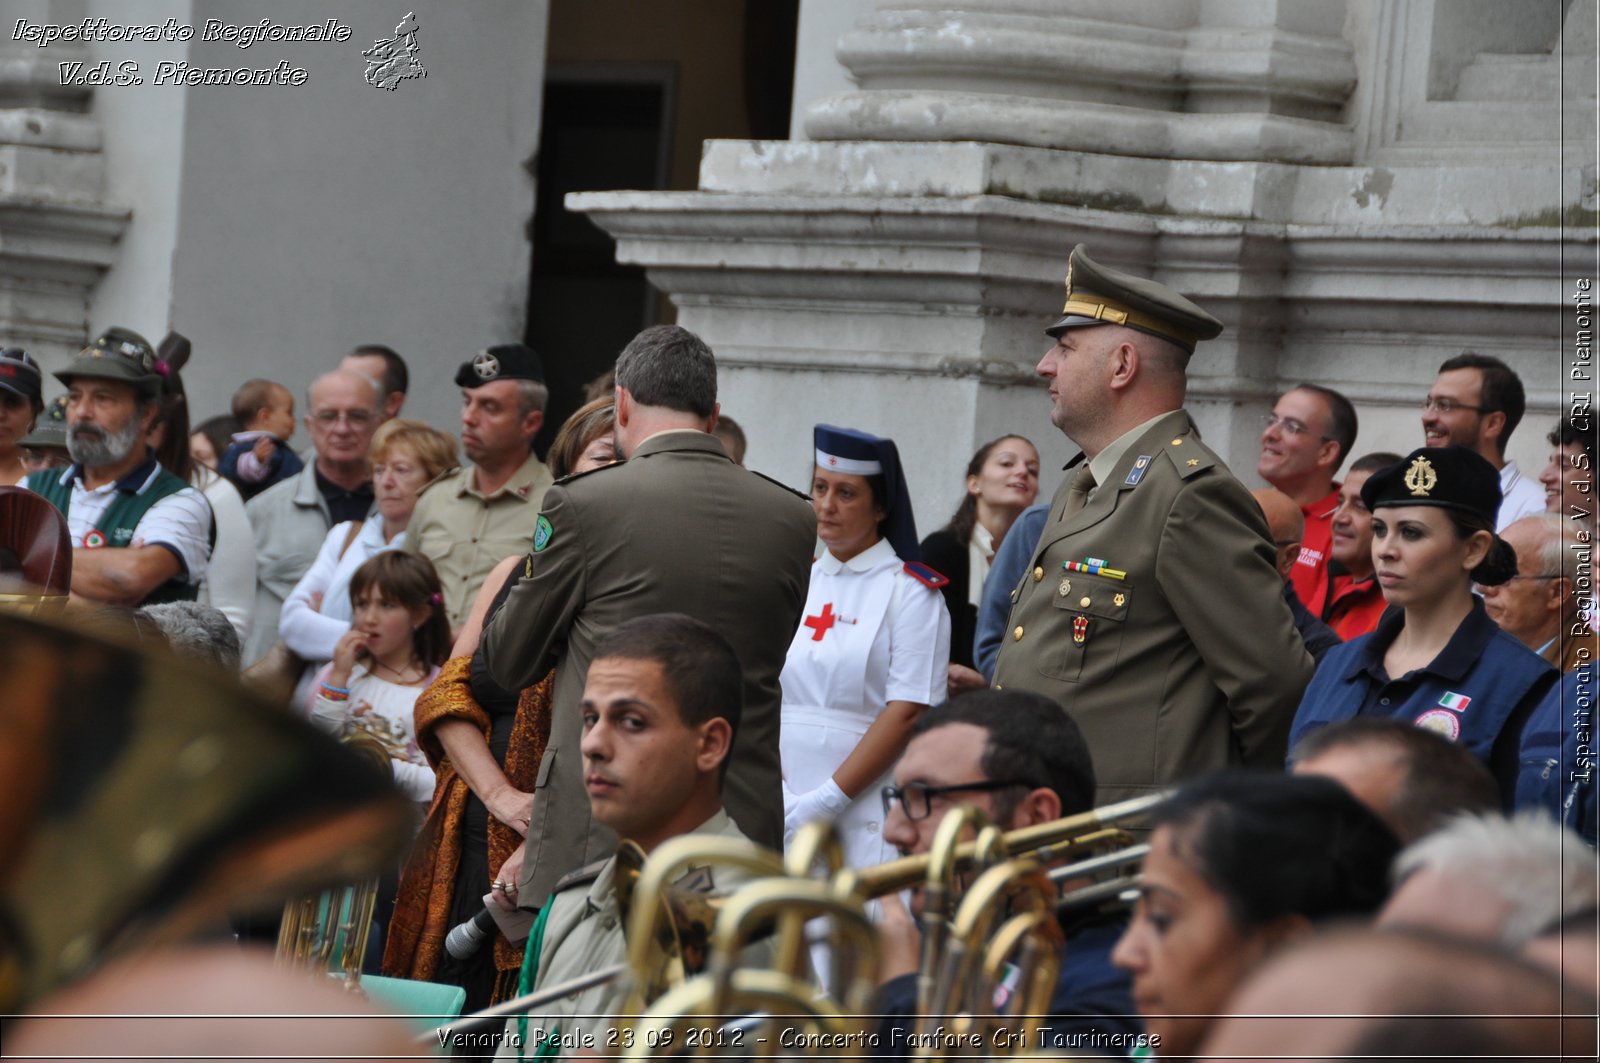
xmin=1422 ymin=353 xmax=1544 ymax=531
xmin=24 ymin=329 xmax=213 ymax=608
xmin=1483 ymin=514 xmax=1597 ymax=673
xmin=242 ymin=369 xmax=379 ymax=665
xmin=872 ymin=689 xmax=1139 ymax=1060
xmin=1256 ymin=384 xmax=1357 ymax=616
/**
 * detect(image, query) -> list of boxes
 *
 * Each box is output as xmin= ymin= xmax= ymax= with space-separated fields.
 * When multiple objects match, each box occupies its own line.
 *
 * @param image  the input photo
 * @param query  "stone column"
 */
xmin=573 ymin=0 xmax=1593 ymax=523
xmin=0 ymin=0 xmax=128 ymax=364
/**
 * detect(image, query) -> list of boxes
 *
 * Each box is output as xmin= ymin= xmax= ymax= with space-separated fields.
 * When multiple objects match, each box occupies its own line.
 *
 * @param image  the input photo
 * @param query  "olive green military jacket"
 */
xmin=992 ymin=410 xmax=1312 ymax=806
xmin=493 ymin=809 xmax=767 ymax=1059
xmin=480 ymin=430 xmax=815 ymax=906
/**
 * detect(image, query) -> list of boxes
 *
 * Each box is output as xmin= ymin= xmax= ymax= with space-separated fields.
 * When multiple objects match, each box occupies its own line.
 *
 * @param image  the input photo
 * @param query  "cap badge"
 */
xmin=1404 ymin=456 xmax=1438 ymax=497
xmin=472 ymin=352 xmax=500 ymax=380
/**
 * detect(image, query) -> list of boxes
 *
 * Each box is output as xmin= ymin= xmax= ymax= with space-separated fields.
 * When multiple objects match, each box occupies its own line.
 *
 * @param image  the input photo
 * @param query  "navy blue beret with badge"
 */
xmin=813 ymin=423 xmax=925 ymax=565
xmin=455 ymin=343 xmax=545 ymax=389
xmin=1360 ymin=445 xmax=1503 ymax=526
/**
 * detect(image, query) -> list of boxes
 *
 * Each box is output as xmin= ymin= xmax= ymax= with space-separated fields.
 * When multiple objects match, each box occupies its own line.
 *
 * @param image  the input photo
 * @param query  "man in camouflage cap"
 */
xmin=992 ymin=246 xmax=1312 ymax=812
xmin=24 ymin=328 xmax=212 ymax=607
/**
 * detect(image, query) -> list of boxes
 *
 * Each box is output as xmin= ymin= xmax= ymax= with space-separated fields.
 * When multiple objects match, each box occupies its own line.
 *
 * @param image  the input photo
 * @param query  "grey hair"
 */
xmin=136 ymin=601 xmax=242 ymax=671
xmin=306 ymin=368 xmax=381 ymax=413
xmin=515 ymin=378 xmax=549 ymax=417
xmin=1392 ymin=811 xmax=1598 ymax=947
xmin=613 ymin=325 xmax=716 ymax=418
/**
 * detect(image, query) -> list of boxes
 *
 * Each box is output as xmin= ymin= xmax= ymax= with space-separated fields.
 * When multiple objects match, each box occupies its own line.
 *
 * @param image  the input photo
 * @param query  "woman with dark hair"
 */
xmin=1111 ymin=771 xmax=1400 ymax=1059
xmin=1289 ymin=446 xmax=1558 ymax=797
xmin=918 ymin=434 xmax=1039 ymax=690
xmin=143 ymin=338 xmax=257 ymax=648
xmin=189 ymin=413 xmax=241 ymax=472
xmin=384 ymin=397 xmax=616 ymax=1011
xmin=780 ymin=424 xmax=951 ymax=870
xmin=0 ymin=348 xmax=45 ymax=487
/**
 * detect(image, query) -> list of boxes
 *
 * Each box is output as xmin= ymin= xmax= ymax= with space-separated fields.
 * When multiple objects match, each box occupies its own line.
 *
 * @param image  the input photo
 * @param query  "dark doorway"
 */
xmin=525 ymin=0 xmax=799 ymax=442
xmin=525 ymin=70 xmax=673 ymax=450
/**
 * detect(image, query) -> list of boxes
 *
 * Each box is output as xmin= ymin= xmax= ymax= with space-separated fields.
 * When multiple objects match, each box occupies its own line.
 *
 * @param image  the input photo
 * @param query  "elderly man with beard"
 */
xmin=25 ymin=328 xmax=212 ymax=607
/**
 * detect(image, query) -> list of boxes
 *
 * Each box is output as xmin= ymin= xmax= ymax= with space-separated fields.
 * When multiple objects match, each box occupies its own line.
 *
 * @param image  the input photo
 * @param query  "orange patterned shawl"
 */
xmin=382 ymin=654 xmax=552 ymax=1000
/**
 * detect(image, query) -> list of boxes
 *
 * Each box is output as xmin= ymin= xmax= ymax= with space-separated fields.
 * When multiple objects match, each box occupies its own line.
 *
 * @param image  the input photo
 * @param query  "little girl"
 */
xmin=309 ymin=552 xmax=450 ymax=804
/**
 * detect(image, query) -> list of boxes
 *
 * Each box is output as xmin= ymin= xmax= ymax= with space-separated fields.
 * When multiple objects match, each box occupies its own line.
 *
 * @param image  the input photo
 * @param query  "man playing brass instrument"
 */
xmin=492 ymin=613 xmax=759 ymax=1058
xmin=875 ymin=689 xmax=1143 ymax=1058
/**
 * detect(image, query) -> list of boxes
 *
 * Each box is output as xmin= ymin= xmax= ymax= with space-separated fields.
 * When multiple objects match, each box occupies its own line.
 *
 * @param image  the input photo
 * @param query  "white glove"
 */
xmin=784 ymin=778 xmax=851 ymax=838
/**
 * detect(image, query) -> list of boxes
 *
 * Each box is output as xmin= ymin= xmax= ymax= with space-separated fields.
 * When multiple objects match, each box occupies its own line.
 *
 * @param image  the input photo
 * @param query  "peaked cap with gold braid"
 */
xmin=1045 ymin=244 xmax=1224 ymax=355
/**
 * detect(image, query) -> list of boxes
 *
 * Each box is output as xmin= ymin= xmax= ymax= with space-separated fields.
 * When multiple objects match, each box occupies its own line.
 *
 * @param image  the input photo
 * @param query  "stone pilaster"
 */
xmin=0 ymin=28 xmax=128 ymax=363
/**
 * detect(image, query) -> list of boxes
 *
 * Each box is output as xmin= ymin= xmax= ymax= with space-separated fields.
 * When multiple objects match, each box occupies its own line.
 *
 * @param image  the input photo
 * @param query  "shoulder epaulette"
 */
xmin=551 ymin=857 xmax=609 ymax=893
xmin=1163 ymin=435 xmax=1215 ymax=479
xmin=554 ymin=460 xmax=623 ymax=487
xmin=749 ymin=468 xmax=811 ymax=502
xmin=903 ymin=561 xmax=950 ymax=589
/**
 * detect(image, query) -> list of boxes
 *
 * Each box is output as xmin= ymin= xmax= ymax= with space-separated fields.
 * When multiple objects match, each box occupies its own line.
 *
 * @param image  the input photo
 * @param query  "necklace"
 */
xmin=371 ymin=657 xmax=425 ymax=684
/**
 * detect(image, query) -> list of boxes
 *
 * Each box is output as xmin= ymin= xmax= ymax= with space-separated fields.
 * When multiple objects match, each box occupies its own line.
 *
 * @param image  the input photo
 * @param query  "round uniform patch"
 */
xmin=532 ymin=514 xmax=553 ymax=552
xmin=1413 ymin=708 xmax=1461 ymax=742
xmin=84 ymin=530 xmax=107 ymax=548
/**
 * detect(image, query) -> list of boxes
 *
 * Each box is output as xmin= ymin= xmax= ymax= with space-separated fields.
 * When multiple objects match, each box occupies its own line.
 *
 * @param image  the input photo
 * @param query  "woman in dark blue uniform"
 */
xmin=1289 ymin=446 xmax=1558 ymax=801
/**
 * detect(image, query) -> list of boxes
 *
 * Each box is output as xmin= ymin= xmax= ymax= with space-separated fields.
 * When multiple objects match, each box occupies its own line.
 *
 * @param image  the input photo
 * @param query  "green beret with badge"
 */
xmin=1045 ymin=244 xmax=1224 ymax=355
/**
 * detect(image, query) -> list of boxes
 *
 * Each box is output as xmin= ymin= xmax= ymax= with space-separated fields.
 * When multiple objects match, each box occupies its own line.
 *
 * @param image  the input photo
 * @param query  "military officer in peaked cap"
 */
xmin=405 ymin=343 xmax=555 ymax=630
xmin=992 ymin=246 xmax=1312 ymax=811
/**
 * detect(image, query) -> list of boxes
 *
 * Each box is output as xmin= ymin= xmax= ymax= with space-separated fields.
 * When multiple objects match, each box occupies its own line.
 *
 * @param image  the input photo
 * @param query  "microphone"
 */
xmin=444 ymin=908 xmax=497 ymax=960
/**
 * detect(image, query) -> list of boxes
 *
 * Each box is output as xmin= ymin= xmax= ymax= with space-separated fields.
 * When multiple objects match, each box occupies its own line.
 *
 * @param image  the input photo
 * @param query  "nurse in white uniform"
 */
xmin=782 ymin=424 xmax=952 ymax=870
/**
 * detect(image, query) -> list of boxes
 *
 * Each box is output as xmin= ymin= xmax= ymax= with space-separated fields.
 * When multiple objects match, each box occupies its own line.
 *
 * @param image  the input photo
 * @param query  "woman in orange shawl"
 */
xmin=383 ymin=398 xmax=616 ymax=1009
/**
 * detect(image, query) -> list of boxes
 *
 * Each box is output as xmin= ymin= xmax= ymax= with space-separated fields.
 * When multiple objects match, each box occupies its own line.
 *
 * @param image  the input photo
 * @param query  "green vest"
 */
xmin=27 ymin=461 xmax=203 ymax=605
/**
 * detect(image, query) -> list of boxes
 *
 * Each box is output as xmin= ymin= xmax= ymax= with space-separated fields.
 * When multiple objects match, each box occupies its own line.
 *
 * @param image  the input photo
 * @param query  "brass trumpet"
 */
xmin=835 ymin=793 xmax=1163 ymax=901
xmin=625 ymin=876 xmax=880 ymax=1060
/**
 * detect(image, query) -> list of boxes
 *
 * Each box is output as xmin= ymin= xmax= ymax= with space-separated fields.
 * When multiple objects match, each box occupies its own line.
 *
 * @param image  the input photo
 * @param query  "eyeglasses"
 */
xmin=1421 ymin=396 xmax=1487 ymax=415
xmin=881 ymin=779 xmax=1032 ymax=822
xmin=1260 ymin=413 xmax=1331 ymax=440
xmin=310 ymin=409 xmax=375 ymax=427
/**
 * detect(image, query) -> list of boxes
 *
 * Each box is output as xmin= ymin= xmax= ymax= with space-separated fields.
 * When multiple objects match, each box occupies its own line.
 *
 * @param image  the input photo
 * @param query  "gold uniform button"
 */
xmin=1033 ymin=566 xmax=1044 ymax=582
xmin=1171 ymin=438 xmax=1183 ymax=446
xmin=1080 ymin=596 xmax=1091 ymax=607
xmin=1013 ymin=625 xmax=1025 ymax=641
